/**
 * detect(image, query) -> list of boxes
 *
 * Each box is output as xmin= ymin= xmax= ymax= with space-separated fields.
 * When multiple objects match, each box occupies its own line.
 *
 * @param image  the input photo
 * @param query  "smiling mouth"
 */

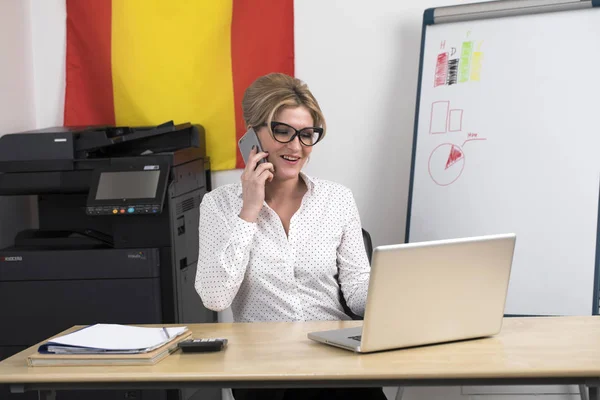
xmin=281 ymin=155 xmax=300 ymax=162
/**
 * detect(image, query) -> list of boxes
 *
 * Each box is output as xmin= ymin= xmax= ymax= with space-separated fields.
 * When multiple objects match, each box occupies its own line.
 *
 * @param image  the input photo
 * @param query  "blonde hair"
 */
xmin=242 ymin=73 xmax=326 ymax=139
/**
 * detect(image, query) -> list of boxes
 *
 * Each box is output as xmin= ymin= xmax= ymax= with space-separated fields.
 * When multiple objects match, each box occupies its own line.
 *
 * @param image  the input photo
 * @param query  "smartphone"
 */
xmin=238 ymin=127 xmax=266 ymax=166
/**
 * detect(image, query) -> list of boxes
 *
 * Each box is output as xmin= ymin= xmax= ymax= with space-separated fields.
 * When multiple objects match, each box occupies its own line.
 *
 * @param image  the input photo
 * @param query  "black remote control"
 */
xmin=178 ymin=338 xmax=228 ymax=353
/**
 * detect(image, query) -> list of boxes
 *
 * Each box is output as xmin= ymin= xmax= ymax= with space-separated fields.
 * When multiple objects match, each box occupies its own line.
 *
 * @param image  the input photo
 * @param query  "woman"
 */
xmin=195 ymin=73 xmax=386 ymax=400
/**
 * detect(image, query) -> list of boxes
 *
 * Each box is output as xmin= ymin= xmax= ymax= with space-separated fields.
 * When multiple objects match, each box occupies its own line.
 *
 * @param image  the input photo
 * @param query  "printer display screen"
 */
xmin=95 ymin=171 xmax=160 ymax=200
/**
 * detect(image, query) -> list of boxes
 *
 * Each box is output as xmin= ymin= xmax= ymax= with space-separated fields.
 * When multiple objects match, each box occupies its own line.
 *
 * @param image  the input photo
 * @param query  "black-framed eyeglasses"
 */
xmin=269 ymin=121 xmax=324 ymax=146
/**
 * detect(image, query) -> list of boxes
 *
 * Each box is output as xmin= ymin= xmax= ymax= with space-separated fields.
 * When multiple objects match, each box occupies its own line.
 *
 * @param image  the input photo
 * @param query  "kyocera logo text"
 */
xmin=1 ymin=256 xmax=23 ymax=262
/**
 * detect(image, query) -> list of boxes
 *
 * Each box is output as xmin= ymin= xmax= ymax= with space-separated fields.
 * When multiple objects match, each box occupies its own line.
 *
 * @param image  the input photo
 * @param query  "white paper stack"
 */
xmin=39 ymin=324 xmax=189 ymax=354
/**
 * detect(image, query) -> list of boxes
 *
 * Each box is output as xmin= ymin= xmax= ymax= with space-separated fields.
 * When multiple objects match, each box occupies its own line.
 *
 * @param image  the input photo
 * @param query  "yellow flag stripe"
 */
xmin=111 ymin=0 xmax=237 ymax=170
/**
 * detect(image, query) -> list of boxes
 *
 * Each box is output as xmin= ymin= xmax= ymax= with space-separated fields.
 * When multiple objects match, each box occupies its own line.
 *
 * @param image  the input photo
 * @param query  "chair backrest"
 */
xmin=362 ymin=228 xmax=373 ymax=265
xmin=337 ymin=228 xmax=373 ymax=320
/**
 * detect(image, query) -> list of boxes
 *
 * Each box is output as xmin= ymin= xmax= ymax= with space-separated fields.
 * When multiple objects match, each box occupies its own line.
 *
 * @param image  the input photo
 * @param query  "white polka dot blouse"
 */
xmin=194 ymin=173 xmax=371 ymax=322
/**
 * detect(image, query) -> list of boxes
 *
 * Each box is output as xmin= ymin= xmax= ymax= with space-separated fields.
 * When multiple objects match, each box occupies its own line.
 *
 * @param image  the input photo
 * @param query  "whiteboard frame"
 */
xmin=405 ymin=0 xmax=600 ymax=316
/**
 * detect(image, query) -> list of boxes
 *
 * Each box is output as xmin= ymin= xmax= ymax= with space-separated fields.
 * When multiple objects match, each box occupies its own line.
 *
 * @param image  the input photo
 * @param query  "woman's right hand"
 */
xmin=239 ymin=146 xmax=274 ymax=223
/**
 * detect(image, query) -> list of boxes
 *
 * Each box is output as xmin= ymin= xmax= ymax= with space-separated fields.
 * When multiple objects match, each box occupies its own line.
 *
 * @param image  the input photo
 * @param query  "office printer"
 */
xmin=0 ymin=122 xmax=219 ymax=400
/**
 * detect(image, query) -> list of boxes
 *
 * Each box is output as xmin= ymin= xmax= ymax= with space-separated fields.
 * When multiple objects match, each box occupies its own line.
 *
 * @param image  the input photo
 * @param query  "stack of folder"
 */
xmin=28 ymin=324 xmax=192 ymax=367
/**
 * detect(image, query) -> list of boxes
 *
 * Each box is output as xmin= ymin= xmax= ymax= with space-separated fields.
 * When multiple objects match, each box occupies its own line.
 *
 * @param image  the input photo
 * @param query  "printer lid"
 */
xmin=0 ymin=121 xmax=204 ymax=173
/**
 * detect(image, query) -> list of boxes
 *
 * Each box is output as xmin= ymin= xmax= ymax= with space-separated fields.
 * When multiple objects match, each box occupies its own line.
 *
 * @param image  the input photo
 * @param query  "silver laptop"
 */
xmin=308 ymin=233 xmax=516 ymax=353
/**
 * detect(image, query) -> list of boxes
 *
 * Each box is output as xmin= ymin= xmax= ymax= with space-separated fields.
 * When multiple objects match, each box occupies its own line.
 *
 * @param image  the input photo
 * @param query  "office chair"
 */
xmin=362 ymin=228 xmax=373 ymax=264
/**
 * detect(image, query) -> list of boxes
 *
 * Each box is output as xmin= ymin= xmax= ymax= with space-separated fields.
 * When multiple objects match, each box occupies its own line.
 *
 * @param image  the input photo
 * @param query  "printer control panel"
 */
xmin=86 ymin=204 xmax=161 ymax=216
xmin=86 ymin=164 xmax=169 ymax=217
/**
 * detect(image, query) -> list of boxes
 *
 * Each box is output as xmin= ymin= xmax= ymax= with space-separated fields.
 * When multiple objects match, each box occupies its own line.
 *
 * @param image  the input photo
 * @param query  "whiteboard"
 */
xmin=408 ymin=4 xmax=600 ymax=316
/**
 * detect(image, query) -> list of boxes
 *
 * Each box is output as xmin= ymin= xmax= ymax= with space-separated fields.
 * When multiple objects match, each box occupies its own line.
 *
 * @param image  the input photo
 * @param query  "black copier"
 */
xmin=0 ymin=122 xmax=219 ymax=400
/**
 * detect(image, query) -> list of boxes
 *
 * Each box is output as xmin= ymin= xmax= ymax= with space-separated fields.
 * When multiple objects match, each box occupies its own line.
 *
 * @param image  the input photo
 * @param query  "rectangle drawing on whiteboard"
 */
xmin=447 ymin=59 xmax=459 ymax=85
xmin=458 ymin=41 xmax=473 ymax=83
xmin=430 ymin=101 xmax=449 ymax=134
xmin=434 ymin=52 xmax=449 ymax=87
xmin=470 ymin=51 xmax=483 ymax=81
xmin=449 ymin=109 xmax=463 ymax=132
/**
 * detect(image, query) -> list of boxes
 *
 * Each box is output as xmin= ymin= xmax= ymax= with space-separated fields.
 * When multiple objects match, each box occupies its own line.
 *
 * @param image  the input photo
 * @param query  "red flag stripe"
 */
xmin=64 ymin=0 xmax=115 ymax=126
xmin=230 ymin=0 xmax=295 ymax=169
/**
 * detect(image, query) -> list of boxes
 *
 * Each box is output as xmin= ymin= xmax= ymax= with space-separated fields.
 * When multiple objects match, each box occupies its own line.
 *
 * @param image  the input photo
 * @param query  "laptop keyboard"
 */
xmin=348 ymin=335 xmax=362 ymax=342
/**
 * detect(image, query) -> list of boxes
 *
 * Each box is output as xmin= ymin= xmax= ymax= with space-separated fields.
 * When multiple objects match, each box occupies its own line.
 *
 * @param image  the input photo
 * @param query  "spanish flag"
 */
xmin=64 ymin=0 xmax=294 ymax=171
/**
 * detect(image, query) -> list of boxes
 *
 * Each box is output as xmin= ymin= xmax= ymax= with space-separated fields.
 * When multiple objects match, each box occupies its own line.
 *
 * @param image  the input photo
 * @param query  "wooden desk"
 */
xmin=2 ymin=317 xmax=600 ymax=399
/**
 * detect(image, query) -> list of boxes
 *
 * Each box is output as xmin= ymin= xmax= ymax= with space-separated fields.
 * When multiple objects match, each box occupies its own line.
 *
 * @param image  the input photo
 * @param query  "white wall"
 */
xmin=23 ymin=1 xmax=580 ymax=399
xmin=30 ymin=0 xmax=66 ymax=128
xmin=0 ymin=0 xmax=37 ymax=248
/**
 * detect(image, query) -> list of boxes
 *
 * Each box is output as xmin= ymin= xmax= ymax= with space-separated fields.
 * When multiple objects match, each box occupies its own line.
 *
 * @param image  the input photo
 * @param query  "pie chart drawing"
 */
xmin=428 ymin=143 xmax=465 ymax=186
